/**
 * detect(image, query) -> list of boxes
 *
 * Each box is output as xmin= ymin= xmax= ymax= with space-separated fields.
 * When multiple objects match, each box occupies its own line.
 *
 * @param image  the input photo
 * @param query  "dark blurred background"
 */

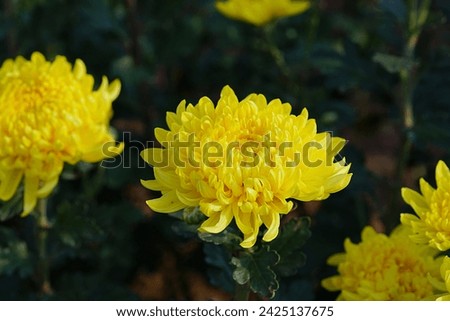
xmin=0 ymin=0 xmax=449 ymax=300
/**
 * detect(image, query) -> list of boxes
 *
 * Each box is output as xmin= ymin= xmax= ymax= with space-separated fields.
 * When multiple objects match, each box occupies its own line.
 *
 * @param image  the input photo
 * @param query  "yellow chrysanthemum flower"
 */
xmin=0 ymin=52 xmax=123 ymax=216
xmin=216 ymin=0 xmax=311 ymax=26
xmin=400 ymin=161 xmax=450 ymax=251
xmin=430 ymin=256 xmax=450 ymax=301
xmin=321 ymin=226 xmax=442 ymax=300
xmin=141 ymin=85 xmax=351 ymax=248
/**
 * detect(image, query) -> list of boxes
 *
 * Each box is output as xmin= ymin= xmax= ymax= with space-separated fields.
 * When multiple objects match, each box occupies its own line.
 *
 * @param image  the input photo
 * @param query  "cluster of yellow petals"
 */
xmin=141 ymin=85 xmax=351 ymax=248
xmin=401 ymin=161 xmax=450 ymax=251
xmin=0 ymin=52 xmax=123 ymax=216
xmin=321 ymin=226 xmax=442 ymax=300
xmin=215 ymin=0 xmax=311 ymax=26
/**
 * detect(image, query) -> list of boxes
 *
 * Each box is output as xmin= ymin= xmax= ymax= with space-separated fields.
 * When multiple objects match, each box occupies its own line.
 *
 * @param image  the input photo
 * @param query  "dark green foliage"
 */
xmin=231 ymin=247 xmax=280 ymax=299
xmin=196 ymin=217 xmax=310 ymax=299
xmin=269 ymin=217 xmax=311 ymax=277
xmin=0 ymin=228 xmax=32 ymax=278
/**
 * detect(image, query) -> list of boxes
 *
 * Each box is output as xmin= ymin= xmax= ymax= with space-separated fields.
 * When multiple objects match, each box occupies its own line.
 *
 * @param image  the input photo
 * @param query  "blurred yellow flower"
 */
xmin=0 ymin=52 xmax=123 ymax=216
xmin=401 ymin=161 xmax=450 ymax=251
xmin=321 ymin=226 xmax=442 ymax=300
xmin=141 ymin=85 xmax=351 ymax=248
xmin=215 ymin=0 xmax=311 ymax=26
xmin=431 ymin=256 xmax=450 ymax=301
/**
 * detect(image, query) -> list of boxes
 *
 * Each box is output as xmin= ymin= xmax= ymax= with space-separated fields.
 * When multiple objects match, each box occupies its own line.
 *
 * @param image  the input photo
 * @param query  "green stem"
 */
xmin=397 ymin=0 xmax=431 ymax=174
xmin=234 ymin=283 xmax=250 ymax=301
xmin=261 ymin=25 xmax=303 ymax=99
xmin=388 ymin=0 xmax=431 ymax=228
xmin=37 ymin=198 xmax=53 ymax=295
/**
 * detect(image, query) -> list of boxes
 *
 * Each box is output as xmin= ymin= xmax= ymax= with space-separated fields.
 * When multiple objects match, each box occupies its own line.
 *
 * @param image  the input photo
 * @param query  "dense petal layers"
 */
xmin=0 ymin=52 xmax=123 ymax=215
xmin=322 ymin=226 xmax=442 ymax=300
xmin=400 ymin=161 xmax=450 ymax=251
xmin=141 ymin=85 xmax=351 ymax=248
xmin=216 ymin=0 xmax=311 ymax=26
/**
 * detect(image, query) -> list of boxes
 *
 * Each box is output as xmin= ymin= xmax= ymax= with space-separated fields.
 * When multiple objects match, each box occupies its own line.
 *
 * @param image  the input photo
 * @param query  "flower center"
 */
xmin=0 ymin=67 xmax=83 ymax=173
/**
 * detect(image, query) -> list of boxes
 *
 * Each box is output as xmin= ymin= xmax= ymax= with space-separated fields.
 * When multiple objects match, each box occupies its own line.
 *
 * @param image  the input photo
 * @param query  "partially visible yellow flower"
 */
xmin=430 ymin=256 xmax=450 ymax=301
xmin=216 ymin=0 xmax=311 ymax=26
xmin=141 ymin=85 xmax=351 ymax=248
xmin=401 ymin=161 xmax=450 ymax=251
xmin=0 ymin=52 xmax=123 ymax=216
xmin=322 ymin=225 xmax=442 ymax=300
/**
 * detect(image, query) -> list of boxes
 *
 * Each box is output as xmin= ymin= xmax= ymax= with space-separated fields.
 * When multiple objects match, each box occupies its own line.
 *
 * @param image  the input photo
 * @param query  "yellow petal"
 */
xmin=400 ymin=213 xmax=420 ymax=225
xmin=419 ymin=178 xmax=435 ymax=203
xmin=321 ymin=276 xmax=341 ymax=291
xmin=234 ymin=209 xmax=254 ymax=235
xmin=239 ymin=215 xmax=261 ymax=248
xmin=361 ymin=226 xmax=377 ymax=241
xmin=401 ymin=187 xmax=429 ymax=215
xmin=31 ymin=51 xmax=46 ymax=64
xmin=199 ymin=205 xmax=233 ymax=234
xmin=154 ymin=168 xmax=179 ymax=190
xmin=197 ymin=180 xmax=217 ymax=199
xmin=36 ymin=176 xmax=59 ymax=198
xmin=140 ymin=179 xmax=164 ymax=191
xmin=176 ymin=100 xmax=186 ymax=116
xmin=176 ymin=189 xmax=201 ymax=206
xmin=140 ymin=148 xmax=169 ymax=167
xmin=83 ymin=142 xmax=124 ymax=163
xmin=108 ymin=79 xmax=121 ymax=100
xmin=0 ymin=169 xmax=23 ymax=201
xmin=154 ymin=127 xmax=170 ymax=145
xmin=166 ymin=112 xmax=181 ymax=131
xmin=240 ymin=231 xmax=258 ymax=248
xmin=427 ymin=275 xmax=447 ymax=292
xmin=437 ymin=294 xmax=450 ymax=301
xmin=199 ymin=200 xmax=223 ymax=216
xmin=327 ymin=253 xmax=346 ymax=266
xmin=21 ymin=174 xmax=39 ymax=216
xmin=436 ymin=160 xmax=450 ymax=189
xmin=261 ymin=212 xmax=280 ymax=242
xmin=73 ymin=59 xmax=86 ymax=79
xmin=146 ymin=191 xmax=185 ymax=213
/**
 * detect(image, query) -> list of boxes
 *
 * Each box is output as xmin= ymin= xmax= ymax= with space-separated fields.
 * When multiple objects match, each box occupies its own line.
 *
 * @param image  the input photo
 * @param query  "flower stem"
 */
xmin=37 ymin=198 xmax=53 ymax=295
xmin=262 ymin=24 xmax=303 ymax=99
xmin=234 ymin=283 xmax=250 ymax=301
xmin=389 ymin=0 xmax=430 ymax=228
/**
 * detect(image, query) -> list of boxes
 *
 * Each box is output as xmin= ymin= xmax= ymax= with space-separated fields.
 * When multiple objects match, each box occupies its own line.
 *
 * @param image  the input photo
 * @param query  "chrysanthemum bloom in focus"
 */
xmin=401 ymin=161 xmax=450 ymax=251
xmin=0 ymin=52 xmax=123 ymax=216
xmin=215 ymin=0 xmax=311 ymax=26
xmin=429 ymin=256 xmax=450 ymax=301
xmin=141 ymin=85 xmax=351 ymax=248
xmin=321 ymin=226 xmax=442 ymax=300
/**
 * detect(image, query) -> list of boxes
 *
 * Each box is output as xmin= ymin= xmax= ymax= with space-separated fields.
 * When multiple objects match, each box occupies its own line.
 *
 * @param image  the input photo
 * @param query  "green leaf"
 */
xmin=198 ymin=229 xmax=241 ymax=246
xmin=269 ymin=217 xmax=311 ymax=277
xmin=0 ymin=241 xmax=32 ymax=278
xmin=182 ymin=207 xmax=206 ymax=225
xmin=203 ymin=244 xmax=234 ymax=293
xmin=231 ymin=258 xmax=250 ymax=285
xmin=169 ymin=208 xmax=203 ymax=237
xmin=373 ymin=52 xmax=415 ymax=73
xmin=231 ymin=248 xmax=280 ymax=299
